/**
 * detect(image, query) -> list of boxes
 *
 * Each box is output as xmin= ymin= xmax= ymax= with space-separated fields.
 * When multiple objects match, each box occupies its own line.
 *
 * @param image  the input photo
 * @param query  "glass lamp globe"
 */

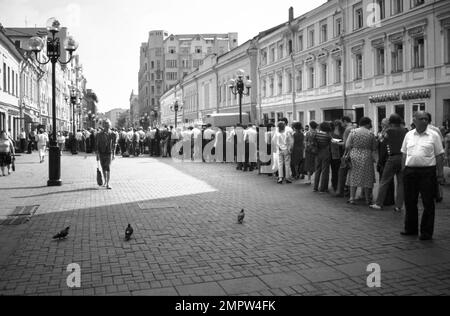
xmin=27 ymin=37 xmax=45 ymax=52
xmin=245 ymin=79 xmax=252 ymax=89
xmin=236 ymin=69 xmax=245 ymax=78
xmin=228 ymin=79 xmax=236 ymax=87
xmin=64 ymin=36 xmax=79 ymax=52
xmin=46 ymin=17 xmax=61 ymax=32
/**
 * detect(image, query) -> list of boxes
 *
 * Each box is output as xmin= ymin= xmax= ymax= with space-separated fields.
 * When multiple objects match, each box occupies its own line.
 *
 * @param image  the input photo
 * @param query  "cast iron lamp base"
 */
xmin=47 ymin=143 xmax=62 ymax=186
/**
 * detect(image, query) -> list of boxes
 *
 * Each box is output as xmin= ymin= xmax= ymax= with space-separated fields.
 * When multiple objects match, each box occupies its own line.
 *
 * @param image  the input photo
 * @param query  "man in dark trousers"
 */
xmin=401 ymin=111 xmax=445 ymax=241
xmin=95 ymin=119 xmax=117 ymax=190
xmin=370 ymin=114 xmax=407 ymax=212
xmin=28 ymin=129 xmax=36 ymax=153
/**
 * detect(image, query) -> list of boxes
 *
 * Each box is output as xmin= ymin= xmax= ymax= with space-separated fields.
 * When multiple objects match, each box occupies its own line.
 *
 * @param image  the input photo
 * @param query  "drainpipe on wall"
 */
xmin=248 ymin=39 xmax=259 ymax=124
xmin=214 ymin=65 xmax=219 ymax=114
xmin=339 ymin=0 xmax=348 ymax=117
xmin=19 ymin=59 xmax=27 ymax=132
xmin=288 ymin=6 xmax=296 ymax=122
xmin=195 ymin=76 xmax=200 ymax=124
xmin=432 ymin=0 xmax=438 ymax=123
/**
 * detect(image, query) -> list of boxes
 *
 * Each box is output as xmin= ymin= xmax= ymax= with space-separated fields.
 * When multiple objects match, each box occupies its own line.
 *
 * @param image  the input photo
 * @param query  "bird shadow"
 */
xmin=13 ymin=187 xmax=100 ymax=198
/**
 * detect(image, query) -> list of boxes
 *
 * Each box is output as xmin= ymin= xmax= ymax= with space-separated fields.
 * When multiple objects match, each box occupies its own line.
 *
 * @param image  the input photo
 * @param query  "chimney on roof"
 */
xmin=289 ymin=7 xmax=294 ymax=22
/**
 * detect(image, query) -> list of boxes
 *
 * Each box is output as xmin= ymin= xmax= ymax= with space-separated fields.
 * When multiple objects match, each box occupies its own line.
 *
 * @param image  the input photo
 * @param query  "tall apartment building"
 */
xmin=138 ymin=30 xmax=238 ymax=125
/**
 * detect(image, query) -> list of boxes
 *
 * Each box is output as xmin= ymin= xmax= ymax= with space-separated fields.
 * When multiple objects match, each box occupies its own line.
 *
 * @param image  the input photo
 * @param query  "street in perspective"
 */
xmin=1 ymin=0 xmax=450 ymax=298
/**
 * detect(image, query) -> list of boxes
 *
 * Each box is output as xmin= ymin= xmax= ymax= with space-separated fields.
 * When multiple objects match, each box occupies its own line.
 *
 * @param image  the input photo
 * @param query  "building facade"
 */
xmin=259 ymin=0 xmax=450 ymax=132
xmin=0 ymin=26 xmax=23 ymax=140
xmin=105 ymin=108 xmax=126 ymax=129
xmin=138 ymin=31 xmax=238 ymax=124
xmin=159 ymin=39 xmax=258 ymax=127
xmin=159 ymin=1 xmax=450 ymax=132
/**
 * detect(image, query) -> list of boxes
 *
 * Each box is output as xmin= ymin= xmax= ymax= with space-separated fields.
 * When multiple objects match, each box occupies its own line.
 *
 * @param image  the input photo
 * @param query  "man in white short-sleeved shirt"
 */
xmin=400 ymin=111 xmax=445 ymax=241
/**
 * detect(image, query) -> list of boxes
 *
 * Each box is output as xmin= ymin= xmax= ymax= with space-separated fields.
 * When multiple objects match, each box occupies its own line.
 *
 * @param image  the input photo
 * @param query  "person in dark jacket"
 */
xmin=291 ymin=122 xmax=305 ymax=179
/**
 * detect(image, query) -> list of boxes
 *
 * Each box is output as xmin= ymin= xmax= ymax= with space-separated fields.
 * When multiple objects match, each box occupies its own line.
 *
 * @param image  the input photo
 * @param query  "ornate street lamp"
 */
xmin=69 ymin=89 xmax=79 ymax=154
xmin=170 ymin=99 xmax=183 ymax=128
xmin=27 ymin=17 xmax=78 ymax=186
xmin=229 ymin=69 xmax=252 ymax=125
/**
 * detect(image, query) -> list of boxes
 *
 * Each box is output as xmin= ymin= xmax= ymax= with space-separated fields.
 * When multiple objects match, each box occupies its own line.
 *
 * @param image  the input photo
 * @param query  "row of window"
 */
xmin=1 ymin=63 xmax=19 ymax=97
xmin=260 ymin=33 xmax=425 ymax=96
xmin=168 ymin=46 xmax=212 ymax=54
xmin=145 ymin=58 xmax=204 ymax=71
xmin=260 ymin=37 xmax=423 ymax=96
xmin=145 ymin=84 xmax=162 ymax=96
xmin=260 ymin=0 xmax=426 ymax=65
xmin=22 ymin=74 xmax=38 ymax=103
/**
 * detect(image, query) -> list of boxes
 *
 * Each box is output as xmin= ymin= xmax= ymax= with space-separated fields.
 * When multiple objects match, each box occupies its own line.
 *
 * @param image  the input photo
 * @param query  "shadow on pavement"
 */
xmin=13 ymin=187 xmax=100 ymax=198
xmin=0 ymin=185 xmax=48 ymax=190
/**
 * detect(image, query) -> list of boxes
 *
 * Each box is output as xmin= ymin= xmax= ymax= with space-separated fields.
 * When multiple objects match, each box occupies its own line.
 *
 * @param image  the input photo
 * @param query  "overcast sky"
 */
xmin=0 ymin=0 xmax=326 ymax=113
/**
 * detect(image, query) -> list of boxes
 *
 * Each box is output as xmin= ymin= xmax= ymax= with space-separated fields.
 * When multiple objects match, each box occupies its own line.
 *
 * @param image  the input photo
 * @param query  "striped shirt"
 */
xmin=315 ymin=131 xmax=331 ymax=150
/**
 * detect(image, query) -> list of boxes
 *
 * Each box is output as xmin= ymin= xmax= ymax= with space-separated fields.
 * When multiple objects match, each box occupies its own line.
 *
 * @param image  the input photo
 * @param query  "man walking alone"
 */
xmin=95 ymin=119 xmax=117 ymax=190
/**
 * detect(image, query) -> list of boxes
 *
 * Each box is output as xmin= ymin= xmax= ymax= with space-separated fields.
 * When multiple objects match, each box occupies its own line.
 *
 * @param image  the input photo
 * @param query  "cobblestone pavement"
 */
xmin=0 ymin=152 xmax=449 ymax=296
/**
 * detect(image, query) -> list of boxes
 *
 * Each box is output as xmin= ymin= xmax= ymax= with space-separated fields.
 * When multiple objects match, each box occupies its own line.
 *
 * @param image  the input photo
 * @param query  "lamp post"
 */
xmin=68 ymin=89 xmax=79 ymax=154
xmin=139 ymin=113 xmax=149 ymax=130
xmin=86 ymin=111 xmax=96 ymax=129
xmin=170 ymin=99 xmax=183 ymax=128
xmin=27 ymin=17 xmax=78 ymax=186
xmin=229 ymin=69 xmax=252 ymax=125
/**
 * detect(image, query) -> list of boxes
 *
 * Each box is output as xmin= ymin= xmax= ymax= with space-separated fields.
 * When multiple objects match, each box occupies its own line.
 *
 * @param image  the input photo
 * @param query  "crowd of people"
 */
xmin=2 ymin=112 xmax=449 ymax=240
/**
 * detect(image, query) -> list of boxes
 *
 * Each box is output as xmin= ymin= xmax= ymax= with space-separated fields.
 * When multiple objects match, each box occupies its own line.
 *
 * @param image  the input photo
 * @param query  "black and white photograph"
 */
xmin=1 ymin=0 xmax=450 ymax=302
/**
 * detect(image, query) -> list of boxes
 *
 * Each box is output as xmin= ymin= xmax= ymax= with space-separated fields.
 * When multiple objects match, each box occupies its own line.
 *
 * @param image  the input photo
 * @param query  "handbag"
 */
xmin=341 ymin=151 xmax=352 ymax=169
xmin=96 ymin=160 xmax=103 ymax=186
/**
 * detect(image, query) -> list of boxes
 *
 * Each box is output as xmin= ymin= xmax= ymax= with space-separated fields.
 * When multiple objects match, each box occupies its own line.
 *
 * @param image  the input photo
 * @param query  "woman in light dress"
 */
xmin=345 ymin=117 xmax=377 ymax=205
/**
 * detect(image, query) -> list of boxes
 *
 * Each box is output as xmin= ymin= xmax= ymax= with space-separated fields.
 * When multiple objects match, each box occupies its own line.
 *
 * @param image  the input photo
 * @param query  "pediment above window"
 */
xmin=305 ymin=54 xmax=315 ymax=64
xmin=371 ymin=37 xmax=385 ymax=48
xmin=408 ymin=25 xmax=426 ymax=38
xmin=441 ymin=17 xmax=450 ymax=29
xmin=350 ymin=40 xmax=365 ymax=54
xmin=407 ymin=19 xmax=427 ymax=38
xmin=318 ymin=49 xmax=329 ymax=62
xmin=331 ymin=47 xmax=342 ymax=59
xmin=389 ymin=31 xmax=404 ymax=43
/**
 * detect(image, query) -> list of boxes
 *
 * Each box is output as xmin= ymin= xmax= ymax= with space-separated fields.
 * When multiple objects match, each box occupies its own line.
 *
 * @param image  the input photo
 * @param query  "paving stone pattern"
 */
xmin=0 ymin=152 xmax=449 ymax=296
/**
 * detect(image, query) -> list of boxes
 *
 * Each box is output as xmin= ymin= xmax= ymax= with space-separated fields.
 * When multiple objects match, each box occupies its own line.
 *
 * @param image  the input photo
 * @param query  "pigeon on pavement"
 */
xmin=125 ymin=224 xmax=134 ymax=241
xmin=237 ymin=209 xmax=245 ymax=224
xmin=53 ymin=227 xmax=70 ymax=240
